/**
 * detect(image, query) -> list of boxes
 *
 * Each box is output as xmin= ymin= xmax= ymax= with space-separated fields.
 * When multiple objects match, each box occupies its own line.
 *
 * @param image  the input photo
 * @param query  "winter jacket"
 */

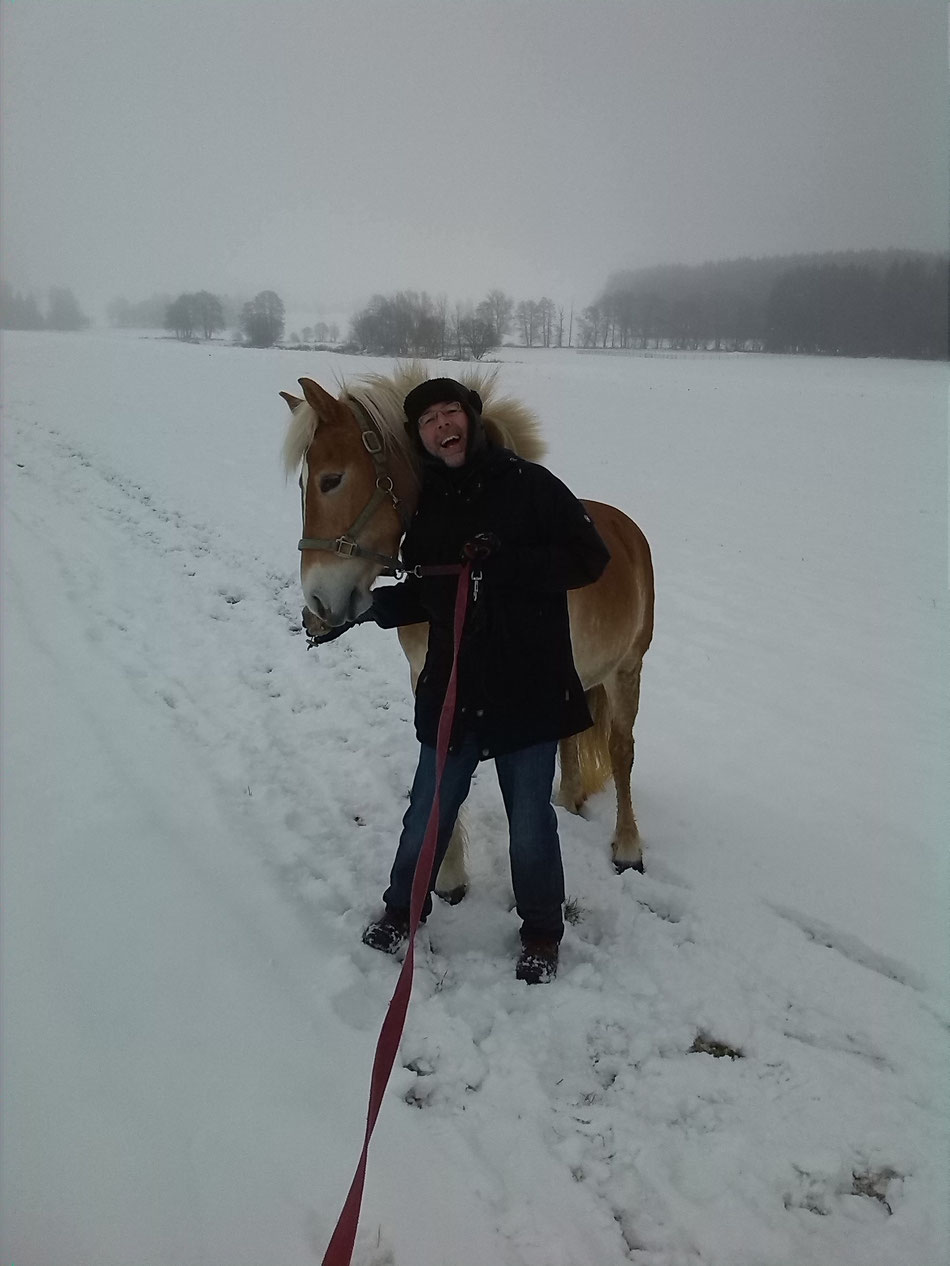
xmin=371 ymin=441 xmax=610 ymax=758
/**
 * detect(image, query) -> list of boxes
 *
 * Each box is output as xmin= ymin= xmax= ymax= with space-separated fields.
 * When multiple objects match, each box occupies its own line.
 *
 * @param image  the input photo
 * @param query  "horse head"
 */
xmin=281 ymin=377 xmax=415 ymax=627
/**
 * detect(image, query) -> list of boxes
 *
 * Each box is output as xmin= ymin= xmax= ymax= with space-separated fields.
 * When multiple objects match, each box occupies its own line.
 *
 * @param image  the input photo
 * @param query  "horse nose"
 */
xmin=306 ymin=592 xmax=329 ymax=623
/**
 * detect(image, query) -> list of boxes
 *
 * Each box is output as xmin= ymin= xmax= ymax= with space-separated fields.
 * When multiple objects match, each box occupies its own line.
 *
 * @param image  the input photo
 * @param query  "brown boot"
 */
xmin=516 ymin=936 xmax=559 ymax=984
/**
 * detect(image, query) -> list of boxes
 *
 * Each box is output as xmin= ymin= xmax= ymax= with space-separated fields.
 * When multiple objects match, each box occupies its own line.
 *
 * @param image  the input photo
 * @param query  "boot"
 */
xmin=362 ymin=908 xmax=412 ymax=955
xmin=516 ymin=935 xmax=559 ymax=984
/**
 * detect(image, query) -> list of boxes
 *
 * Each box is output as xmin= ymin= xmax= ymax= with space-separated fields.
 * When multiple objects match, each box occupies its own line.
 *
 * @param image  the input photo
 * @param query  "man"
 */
xmin=319 ymin=378 xmax=609 ymax=983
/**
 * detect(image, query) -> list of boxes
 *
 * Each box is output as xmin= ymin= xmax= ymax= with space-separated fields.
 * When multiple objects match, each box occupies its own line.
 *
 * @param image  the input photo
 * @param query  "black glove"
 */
xmin=302 ymin=605 xmax=375 ymax=647
xmin=461 ymin=531 xmax=501 ymax=563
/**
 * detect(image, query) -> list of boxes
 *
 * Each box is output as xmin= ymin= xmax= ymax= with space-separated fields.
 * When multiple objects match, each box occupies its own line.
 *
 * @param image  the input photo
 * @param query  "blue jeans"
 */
xmin=383 ymin=735 xmax=565 ymax=941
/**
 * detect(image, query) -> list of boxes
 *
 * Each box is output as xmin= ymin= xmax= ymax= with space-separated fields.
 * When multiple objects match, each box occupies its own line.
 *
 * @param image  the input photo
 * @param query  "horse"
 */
xmin=280 ymin=363 xmax=654 ymax=895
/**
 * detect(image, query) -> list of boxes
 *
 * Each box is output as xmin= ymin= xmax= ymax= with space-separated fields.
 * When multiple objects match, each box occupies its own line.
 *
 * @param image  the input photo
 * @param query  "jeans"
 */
xmin=383 ymin=734 xmax=565 ymax=941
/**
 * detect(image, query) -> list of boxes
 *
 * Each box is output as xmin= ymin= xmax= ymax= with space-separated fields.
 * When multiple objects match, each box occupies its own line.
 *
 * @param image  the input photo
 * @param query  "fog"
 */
xmin=2 ymin=0 xmax=947 ymax=322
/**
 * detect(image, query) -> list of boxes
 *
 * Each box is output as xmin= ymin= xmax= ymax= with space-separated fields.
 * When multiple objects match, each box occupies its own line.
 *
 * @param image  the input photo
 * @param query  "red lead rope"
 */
xmin=321 ymin=561 xmax=471 ymax=1266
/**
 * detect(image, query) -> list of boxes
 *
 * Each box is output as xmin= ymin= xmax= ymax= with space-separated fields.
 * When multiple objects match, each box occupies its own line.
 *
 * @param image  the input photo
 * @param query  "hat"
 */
xmin=403 ymin=378 xmax=483 ymax=427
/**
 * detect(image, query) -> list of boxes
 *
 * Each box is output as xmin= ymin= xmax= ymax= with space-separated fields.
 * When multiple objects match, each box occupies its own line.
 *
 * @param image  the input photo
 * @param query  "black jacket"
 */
xmin=371 ymin=441 xmax=609 ymax=757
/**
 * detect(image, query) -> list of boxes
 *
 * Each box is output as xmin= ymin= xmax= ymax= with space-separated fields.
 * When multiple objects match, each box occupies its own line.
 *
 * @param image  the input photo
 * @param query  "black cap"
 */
xmin=403 ymin=378 xmax=483 ymax=427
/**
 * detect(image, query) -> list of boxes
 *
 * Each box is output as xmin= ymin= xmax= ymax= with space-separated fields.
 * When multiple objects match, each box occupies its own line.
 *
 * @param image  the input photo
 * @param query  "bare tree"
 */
xmin=434 ymin=294 xmax=448 ymax=359
xmin=515 ymin=299 xmax=541 ymax=346
xmin=450 ymin=302 xmax=467 ymax=360
xmin=537 ymin=297 xmax=556 ymax=347
xmin=480 ymin=289 xmax=514 ymax=344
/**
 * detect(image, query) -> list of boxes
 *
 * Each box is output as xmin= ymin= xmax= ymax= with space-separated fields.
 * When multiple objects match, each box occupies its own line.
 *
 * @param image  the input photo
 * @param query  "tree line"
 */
xmin=7 ymin=250 xmax=944 ymax=361
xmin=765 ymin=259 xmax=946 ymax=358
xmin=161 ymin=289 xmax=287 ymax=347
xmin=104 ymin=288 xmax=289 ymax=348
xmin=285 ymin=321 xmax=341 ymax=347
xmin=582 ymin=250 xmax=947 ymax=359
xmin=347 ymin=290 xmax=577 ymax=359
xmin=0 ymin=283 xmax=90 ymax=330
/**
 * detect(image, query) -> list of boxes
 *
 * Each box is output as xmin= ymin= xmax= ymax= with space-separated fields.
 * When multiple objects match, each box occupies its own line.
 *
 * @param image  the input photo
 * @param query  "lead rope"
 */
xmin=321 ymin=561 xmax=472 ymax=1266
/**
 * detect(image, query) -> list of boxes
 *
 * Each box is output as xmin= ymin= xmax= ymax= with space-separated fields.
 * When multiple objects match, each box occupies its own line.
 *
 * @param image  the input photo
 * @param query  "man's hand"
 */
xmin=302 ymin=605 xmax=375 ymax=648
xmin=461 ymin=531 xmax=501 ymax=563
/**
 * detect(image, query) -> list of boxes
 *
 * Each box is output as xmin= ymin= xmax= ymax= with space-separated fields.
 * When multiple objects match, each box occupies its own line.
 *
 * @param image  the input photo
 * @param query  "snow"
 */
xmin=2 ymin=329 xmax=948 ymax=1266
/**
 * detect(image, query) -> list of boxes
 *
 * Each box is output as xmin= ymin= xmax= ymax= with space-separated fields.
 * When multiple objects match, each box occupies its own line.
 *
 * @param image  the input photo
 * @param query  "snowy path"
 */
xmin=2 ymin=332 xmax=948 ymax=1265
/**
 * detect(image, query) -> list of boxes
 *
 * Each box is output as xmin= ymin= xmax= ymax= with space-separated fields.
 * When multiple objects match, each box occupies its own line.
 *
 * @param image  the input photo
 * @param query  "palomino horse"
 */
xmin=281 ymin=364 xmax=654 ymax=891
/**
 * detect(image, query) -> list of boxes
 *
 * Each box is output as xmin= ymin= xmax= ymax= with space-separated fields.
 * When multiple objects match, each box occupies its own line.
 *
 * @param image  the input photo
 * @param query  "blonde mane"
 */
xmin=282 ymin=360 xmax=546 ymax=478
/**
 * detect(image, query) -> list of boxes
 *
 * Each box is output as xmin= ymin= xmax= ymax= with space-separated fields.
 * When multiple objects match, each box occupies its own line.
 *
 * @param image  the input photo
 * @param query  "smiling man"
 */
xmin=318 ymin=377 xmax=610 ymax=982
xmin=417 ymin=394 xmax=470 ymax=466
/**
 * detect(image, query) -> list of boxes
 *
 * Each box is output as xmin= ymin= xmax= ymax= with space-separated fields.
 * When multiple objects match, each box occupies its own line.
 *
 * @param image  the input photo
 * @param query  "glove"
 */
xmin=302 ymin=604 xmax=375 ymax=647
xmin=461 ymin=531 xmax=501 ymax=563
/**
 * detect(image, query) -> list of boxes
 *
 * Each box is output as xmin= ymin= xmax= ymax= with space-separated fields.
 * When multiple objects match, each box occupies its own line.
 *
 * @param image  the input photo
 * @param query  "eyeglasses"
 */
xmin=418 ymin=402 xmax=464 ymax=428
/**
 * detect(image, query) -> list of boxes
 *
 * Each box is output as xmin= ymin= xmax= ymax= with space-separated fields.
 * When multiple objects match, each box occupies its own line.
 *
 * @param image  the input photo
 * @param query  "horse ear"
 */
xmin=279 ymin=390 xmax=303 ymax=412
xmin=298 ymin=378 xmax=337 ymax=416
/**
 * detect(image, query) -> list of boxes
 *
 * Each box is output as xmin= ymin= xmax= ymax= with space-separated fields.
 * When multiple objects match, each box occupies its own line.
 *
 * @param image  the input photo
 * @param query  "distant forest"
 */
xmin=585 ymin=250 xmax=947 ymax=360
xmin=346 ymin=250 xmax=946 ymax=361
xmin=3 ymin=249 xmax=945 ymax=360
xmin=0 ymin=282 xmax=90 ymax=331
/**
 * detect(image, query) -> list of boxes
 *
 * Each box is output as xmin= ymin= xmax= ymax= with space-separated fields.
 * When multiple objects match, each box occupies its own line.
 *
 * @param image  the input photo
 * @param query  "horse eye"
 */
xmin=320 ymin=472 xmax=343 ymax=494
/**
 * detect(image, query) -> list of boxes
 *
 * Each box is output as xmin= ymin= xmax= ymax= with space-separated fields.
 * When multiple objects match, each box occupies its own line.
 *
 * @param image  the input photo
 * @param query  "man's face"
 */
xmin=417 ymin=400 xmax=469 ymax=467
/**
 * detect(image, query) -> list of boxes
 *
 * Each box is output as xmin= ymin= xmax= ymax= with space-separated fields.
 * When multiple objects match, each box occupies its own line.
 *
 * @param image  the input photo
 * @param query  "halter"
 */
xmin=297 ymin=398 xmax=411 ymax=575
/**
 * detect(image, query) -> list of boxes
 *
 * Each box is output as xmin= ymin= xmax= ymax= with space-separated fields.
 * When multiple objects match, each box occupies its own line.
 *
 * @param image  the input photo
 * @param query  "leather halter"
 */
xmin=297 ymin=399 xmax=410 ymax=575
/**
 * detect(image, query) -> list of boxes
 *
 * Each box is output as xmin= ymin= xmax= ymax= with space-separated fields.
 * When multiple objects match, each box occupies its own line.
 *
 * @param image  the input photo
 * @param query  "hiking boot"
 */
xmin=362 ymin=908 xmax=412 ymax=955
xmin=516 ymin=936 xmax=559 ymax=984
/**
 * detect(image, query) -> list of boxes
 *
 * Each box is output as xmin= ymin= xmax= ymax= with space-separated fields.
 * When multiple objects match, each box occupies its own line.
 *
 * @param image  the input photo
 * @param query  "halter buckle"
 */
xmin=361 ymin=430 xmax=383 ymax=456
xmin=334 ymin=536 xmax=360 ymax=558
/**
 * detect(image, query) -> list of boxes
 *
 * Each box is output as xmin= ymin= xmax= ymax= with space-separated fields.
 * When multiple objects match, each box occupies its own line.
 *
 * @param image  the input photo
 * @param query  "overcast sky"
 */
xmin=2 ymin=0 xmax=947 ymax=321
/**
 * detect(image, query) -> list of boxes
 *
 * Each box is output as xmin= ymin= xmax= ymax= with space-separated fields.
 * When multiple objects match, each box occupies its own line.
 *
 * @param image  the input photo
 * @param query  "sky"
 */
xmin=1 ymin=0 xmax=947 ymax=324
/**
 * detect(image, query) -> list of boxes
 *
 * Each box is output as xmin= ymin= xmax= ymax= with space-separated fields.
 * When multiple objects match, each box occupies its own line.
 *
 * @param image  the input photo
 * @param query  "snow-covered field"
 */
xmin=2 ymin=329 xmax=947 ymax=1266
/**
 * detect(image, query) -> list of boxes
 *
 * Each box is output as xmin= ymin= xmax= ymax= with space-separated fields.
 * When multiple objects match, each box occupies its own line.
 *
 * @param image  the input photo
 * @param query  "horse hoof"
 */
xmin=557 ymin=795 xmax=586 ymax=816
xmin=614 ymin=858 xmax=644 ymax=875
xmin=436 ymin=885 xmax=468 ymax=906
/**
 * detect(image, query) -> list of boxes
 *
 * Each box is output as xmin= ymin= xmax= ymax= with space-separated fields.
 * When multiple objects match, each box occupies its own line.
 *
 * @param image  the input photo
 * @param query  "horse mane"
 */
xmin=282 ymin=360 xmax=546 ymax=478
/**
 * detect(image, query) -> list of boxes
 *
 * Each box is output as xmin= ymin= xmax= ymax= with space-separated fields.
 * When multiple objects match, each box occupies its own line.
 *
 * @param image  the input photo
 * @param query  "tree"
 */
xmin=450 ymin=302 xmax=467 ymax=360
xmin=46 ymin=287 xmax=89 ymax=330
xmin=480 ymin=289 xmax=514 ymax=343
xmin=107 ymin=293 xmax=175 ymax=328
xmin=450 ymin=304 xmax=496 ymax=360
xmin=165 ymin=293 xmax=198 ymax=340
xmin=537 ymin=297 xmax=556 ymax=347
xmin=193 ymin=290 xmax=225 ymax=340
xmin=241 ymin=290 xmax=285 ymax=347
xmin=467 ymin=316 xmax=496 ymax=360
xmin=0 ymin=282 xmax=45 ymax=329
xmin=515 ymin=299 xmax=541 ymax=346
xmin=349 ymin=291 xmax=445 ymax=357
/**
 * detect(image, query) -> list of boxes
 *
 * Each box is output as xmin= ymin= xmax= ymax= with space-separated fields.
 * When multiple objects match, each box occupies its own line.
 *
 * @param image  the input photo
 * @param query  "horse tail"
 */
xmin=575 ymin=684 xmax=613 ymax=799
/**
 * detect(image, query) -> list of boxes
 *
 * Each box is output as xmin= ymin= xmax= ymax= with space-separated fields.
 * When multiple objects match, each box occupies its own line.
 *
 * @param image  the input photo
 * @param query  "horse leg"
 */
xmin=605 ymin=660 xmax=644 ymax=873
xmin=557 ymin=735 xmax=586 ymax=813
xmin=434 ymin=811 xmax=469 ymax=904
